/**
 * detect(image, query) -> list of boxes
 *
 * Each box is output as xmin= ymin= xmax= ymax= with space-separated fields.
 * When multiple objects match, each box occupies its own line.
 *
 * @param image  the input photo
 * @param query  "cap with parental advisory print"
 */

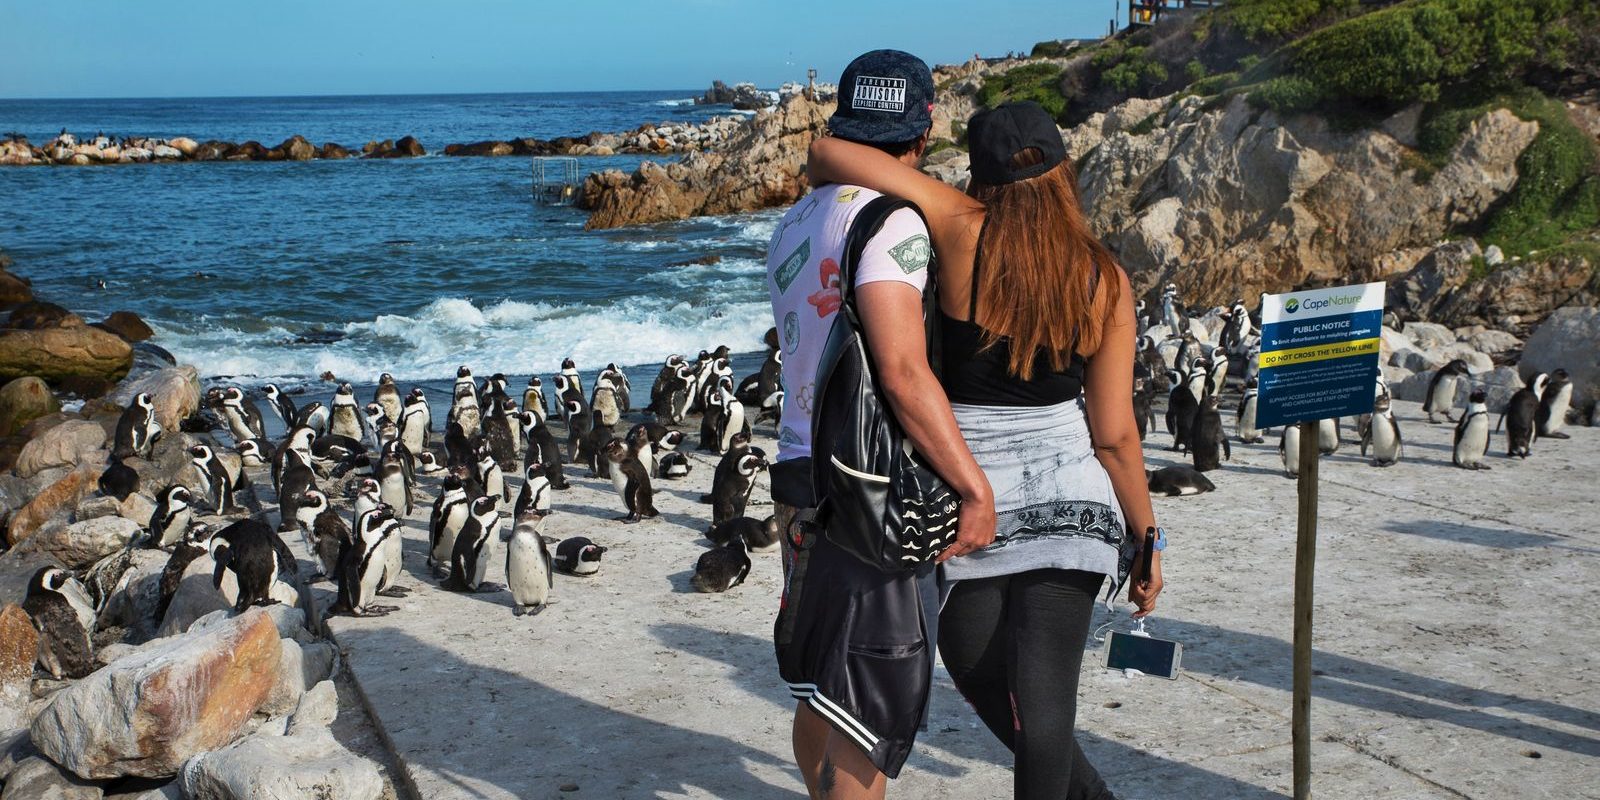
xmin=827 ymin=49 xmax=935 ymax=144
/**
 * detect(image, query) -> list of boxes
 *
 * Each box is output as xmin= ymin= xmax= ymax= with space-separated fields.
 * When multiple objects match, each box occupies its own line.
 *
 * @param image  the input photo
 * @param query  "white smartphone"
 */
xmin=1103 ymin=630 xmax=1183 ymax=680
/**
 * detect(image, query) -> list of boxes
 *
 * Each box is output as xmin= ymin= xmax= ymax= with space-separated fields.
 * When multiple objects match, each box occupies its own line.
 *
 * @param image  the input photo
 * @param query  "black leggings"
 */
xmin=939 ymin=568 xmax=1114 ymax=800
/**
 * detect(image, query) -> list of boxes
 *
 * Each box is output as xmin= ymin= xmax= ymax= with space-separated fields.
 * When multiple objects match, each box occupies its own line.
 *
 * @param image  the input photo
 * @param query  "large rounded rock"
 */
xmin=94 ymin=312 xmax=153 ymax=343
xmin=1521 ymin=306 xmax=1600 ymax=418
xmin=0 ymin=605 xmax=38 ymax=689
xmin=15 ymin=419 xmax=107 ymax=479
xmin=30 ymin=608 xmax=283 ymax=780
xmin=94 ymin=549 xmax=169 ymax=644
xmin=274 ymin=135 xmax=316 ymax=162
xmin=394 ymin=135 xmax=425 ymax=157
xmin=0 ymin=271 xmax=31 ymax=306
xmin=32 ymin=516 xmax=138 ymax=569
xmin=0 ymin=325 xmax=133 ymax=384
xmin=318 ymin=142 xmax=350 ymax=160
xmin=0 ymin=376 xmax=60 ymax=436
xmin=0 ymin=755 xmax=104 ymax=799
xmin=108 ymin=366 xmax=199 ymax=432
xmin=7 ymin=301 xmax=75 ymax=330
xmin=8 ymin=463 xmax=103 ymax=547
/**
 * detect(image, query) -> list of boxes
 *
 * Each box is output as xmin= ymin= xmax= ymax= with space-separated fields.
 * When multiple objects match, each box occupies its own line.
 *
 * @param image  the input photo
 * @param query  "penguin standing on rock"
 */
xmin=149 ymin=485 xmax=194 ymax=549
xmin=208 ymin=518 xmax=299 ymax=612
xmin=220 ymin=387 xmax=266 ymax=444
xmin=1454 ymin=389 xmax=1493 ymax=469
xmin=22 ymin=567 xmax=95 ymax=679
xmin=113 ymin=392 xmax=161 ymax=459
xmin=158 ymin=523 xmax=211 ymax=621
xmin=554 ymin=537 xmax=607 ymax=576
xmin=691 ymin=539 xmax=751 ymax=593
xmin=262 ymin=384 xmax=297 ymax=430
xmin=190 ymin=444 xmax=243 ymax=514
xmin=505 ymin=514 xmax=555 ymax=617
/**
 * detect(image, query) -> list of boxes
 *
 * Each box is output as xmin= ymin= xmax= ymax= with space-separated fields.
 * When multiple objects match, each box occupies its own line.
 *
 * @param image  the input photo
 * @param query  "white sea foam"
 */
xmin=653 ymin=98 xmax=696 ymax=107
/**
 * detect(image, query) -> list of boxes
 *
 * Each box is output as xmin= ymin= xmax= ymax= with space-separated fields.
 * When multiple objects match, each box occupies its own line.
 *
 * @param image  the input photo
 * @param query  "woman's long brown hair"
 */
xmin=967 ymin=149 xmax=1121 ymax=380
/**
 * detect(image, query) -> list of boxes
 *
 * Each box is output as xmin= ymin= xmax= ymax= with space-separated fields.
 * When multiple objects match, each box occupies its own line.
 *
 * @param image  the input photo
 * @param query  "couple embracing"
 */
xmin=765 ymin=50 xmax=1166 ymax=799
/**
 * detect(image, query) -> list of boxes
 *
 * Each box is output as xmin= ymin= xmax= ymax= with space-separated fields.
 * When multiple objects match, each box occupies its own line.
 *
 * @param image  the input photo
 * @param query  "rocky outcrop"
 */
xmin=7 ymin=463 xmax=103 ymax=546
xmin=30 ymin=608 xmax=282 ymax=780
xmin=0 ymin=605 xmax=38 ymax=688
xmin=0 ymin=320 xmax=133 ymax=384
xmin=0 ymin=377 xmax=60 ymax=437
xmin=581 ymin=92 xmax=834 ymax=229
xmin=0 ymin=268 xmax=31 ymax=305
xmin=15 ymin=420 xmax=106 ymax=479
xmin=0 ymin=756 xmax=103 ymax=799
xmin=108 ymin=366 xmax=200 ymax=432
xmin=94 ymin=312 xmax=153 ymax=343
xmin=1521 ymin=306 xmax=1600 ymax=418
xmin=30 ymin=516 xmax=138 ymax=570
xmin=696 ymin=80 xmax=775 ymax=110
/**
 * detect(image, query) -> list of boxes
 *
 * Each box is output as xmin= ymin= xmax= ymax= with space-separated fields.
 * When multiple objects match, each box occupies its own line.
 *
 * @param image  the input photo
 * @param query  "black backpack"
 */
xmin=806 ymin=196 xmax=960 ymax=572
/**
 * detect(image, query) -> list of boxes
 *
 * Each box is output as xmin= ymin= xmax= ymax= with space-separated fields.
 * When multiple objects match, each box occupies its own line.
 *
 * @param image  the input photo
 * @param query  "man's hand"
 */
xmin=1128 ymin=555 xmax=1163 ymax=618
xmin=936 ymin=492 xmax=997 ymax=563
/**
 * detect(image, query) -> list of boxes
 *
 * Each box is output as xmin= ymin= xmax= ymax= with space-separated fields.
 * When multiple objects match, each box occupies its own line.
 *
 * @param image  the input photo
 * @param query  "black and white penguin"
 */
xmin=453 ymin=365 xmax=476 ymax=403
xmin=362 ymin=403 xmax=388 ymax=452
xmin=1166 ymin=367 xmax=1206 ymax=453
xmin=416 ymin=451 xmax=445 ymax=476
xmin=691 ymin=539 xmax=751 ymax=593
xmin=293 ymin=487 xmax=347 ymax=581
xmin=113 ymin=392 xmax=161 ymax=460
xmin=1279 ymin=424 xmax=1303 ymax=478
xmin=1160 ymin=283 xmax=1183 ymax=336
xmin=190 ymin=444 xmax=242 ymax=514
xmin=604 ymin=439 xmax=658 ymax=523
xmin=294 ymin=401 xmax=330 ymax=438
xmin=1221 ymin=298 xmax=1253 ymax=355
xmin=553 ymin=537 xmax=607 ymax=576
xmin=1317 ymin=417 xmax=1341 ymax=456
xmin=600 ymin=363 xmax=631 ymax=413
xmin=560 ymin=358 xmax=584 ymax=399
xmin=220 ymin=387 xmax=266 ymax=444
xmin=591 ymin=378 xmax=621 ymax=428
xmin=514 ymin=462 xmax=553 ymax=519
xmin=276 ymin=450 xmax=317 ymax=533
xmin=580 ymin=412 xmax=615 ymax=478
xmin=22 ymin=567 xmax=95 ymax=679
xmin=523 ymin=376 xmax=549 ymax=425
xmin=149 ymin=485 xmax=194 ymax=549
xmin=334 ymin=504 xmax=402 ymax=617
xmin=1191 ymin=392 xmax=1231 ymax=472
xmin=444 ymin=421 xmax=476 ymax=470
xmin=399 ymin=388 xmax=431 ymax=456
xmin=208 ymin=517 xmax=298 ymax=612
xmin=699 ymin=380 xmax=726 ymax=452
xmin=1361 ymin=390 xmax=1404 ymax=467
xmin=521 ymin=412 xmax=570 ymax=490
xmin=98 ymin=456 xmax=140 ymax=502
xmin=707 ymin=516 xmax=781 ymax=553
xmin=374 ymin=373 xmax=403 ymax=424
xmin=1132 ymin=368 xmax=1156 ymax=441
xmin=1454 ymin=389 xmax=1493 ymax=470
xmin=1146 ymin=466 xmax=1216 ymax=496
xmin=656 ymin=451 xmax=692 ymax=480
xmin=565 ymin=400 xmax=593 ymax=464
xmin=1236 ymin=376 xmax=1265 ymax=443
xmin=1207 ymin=346 xmax=1230 ymax=398
xmin=273 ymin=426 xmax=315 ymax=492
xmin=378 ymin=460 xmax=413 ymax=519
xmin=649 ymin=355 xmax=688 ymax=421
xmin=554 ymin=374 xmax=587 ymax=429
xmin=235 ymin=438 xmax=272 ymax=468
xmin=505 ymin=514 xmax=555 ymax=617
xmin=709 ymin=439 xmax=767 ymax=526
xmin=714 ymin=380 xmax=747 ymax=454
xmin=442 ymin=495 xmax=503 ymax=593
xmin=158 ymin=523 xmax=212 ymax=622
xmin=1537 ymin=368 xmax=1573 ymax=440
xmin=482 ymin=398 xmax=520 ymax=471
xmin=262 ymin=383 xmax=297 ymax=429
xmin=330 ymin=383 xmax=365 ymax=441
xmin=1502 ymin=373 xmax=1545 ymax=459
xmin=381 ymin=437 xmax=415 ymax=489
xmin=624 ymin=423 xmax=656 ymax=477
xmin=476 ymin=444 xmax=508 ymax=505
xmin=1424 ymin=359 xmax=1471 ymax=423
xmin=428 ymin=475 xmax=471 ymax=577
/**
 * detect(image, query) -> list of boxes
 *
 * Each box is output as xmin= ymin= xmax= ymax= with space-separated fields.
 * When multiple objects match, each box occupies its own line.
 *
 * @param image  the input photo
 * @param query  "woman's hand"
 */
xmin=1128 ymin=552 xmax=1162 ymax=617
xmin=938 ymin=488 xmax=997 ymax=563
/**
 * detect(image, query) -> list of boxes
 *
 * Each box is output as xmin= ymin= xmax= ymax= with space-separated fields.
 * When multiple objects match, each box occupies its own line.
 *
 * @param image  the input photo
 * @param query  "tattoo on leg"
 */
xmin=819 ymin=755 xmax=837 ymax=796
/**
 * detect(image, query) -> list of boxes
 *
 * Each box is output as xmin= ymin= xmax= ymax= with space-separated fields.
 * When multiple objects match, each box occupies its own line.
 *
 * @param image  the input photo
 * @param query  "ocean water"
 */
xmin=0 ymin=91 xmax=781 ymax=390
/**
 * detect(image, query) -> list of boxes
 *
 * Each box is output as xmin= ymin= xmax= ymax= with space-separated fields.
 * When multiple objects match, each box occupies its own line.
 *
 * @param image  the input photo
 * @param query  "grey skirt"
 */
xmin=942 ymin=399 xmax=1126 ymax=583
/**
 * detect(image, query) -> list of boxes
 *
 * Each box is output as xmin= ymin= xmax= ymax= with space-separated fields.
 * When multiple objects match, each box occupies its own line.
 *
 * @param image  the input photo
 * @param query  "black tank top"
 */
xmin=939 ymin=231 xmax=1089 ymax=407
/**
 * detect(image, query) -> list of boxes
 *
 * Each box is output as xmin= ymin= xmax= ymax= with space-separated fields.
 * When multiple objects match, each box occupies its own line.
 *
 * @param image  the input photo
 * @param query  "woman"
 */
xmin=808 ymin=101 xmax=1164 ymax=799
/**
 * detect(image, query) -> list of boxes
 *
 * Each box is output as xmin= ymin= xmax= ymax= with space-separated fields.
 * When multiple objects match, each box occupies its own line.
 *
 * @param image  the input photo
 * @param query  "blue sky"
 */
xmin=0 ymin=0 xmax=1113 ymax=99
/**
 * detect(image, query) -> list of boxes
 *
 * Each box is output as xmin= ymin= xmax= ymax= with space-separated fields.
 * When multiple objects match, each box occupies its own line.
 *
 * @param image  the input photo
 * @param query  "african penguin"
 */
xmin=374 ymin=373 xmax=403 ymax=424
xmin=1191 ymin=392 xmax=1231 ymax=472
xmin=505 ymin=514 xmax=555 ymax=617
xmin=1146 ymin=466 xmax=1216 ymax=496
xmin=1361 ymin=390 xmax=1404 ymax=467
xmin=521 ymin=412 xmax=570 ymax=490
xmin=330 ymin=383 xmax=364 ymax=441
xmin=1279 ymin=424 xmax=1303 ymax=478
xmin=1317 ymin=417 xmax=1341 ymax=455
xmin=295 ymin=401 xmax=330 ymax=438
xmin=523 ymin=376 xmax=549 ymax=425
xmin=98 ymin=456 xmax=140 ymax=502
xmin=208 ymin=517 xmax=299 ymax=612
xmin=1236 ymin=376 xmax=1265 ymax=443
xmin=709 ymin=439 xmax=766 ymax=526
xmin=591 ymin=380 xmax=621 ymax=428
xmin=428 ymin=476 xmax=471 ymax=578
xmin=400 ymin=388 xmax=432 ymax=455
xmin=158 ymin=523 xmax=211 ymax=622
xmin=1424 ymin=359 xmax=1471 ymax=423
xmin=190 ymin=444 xmax=242 ymax=514
xmin=149 ymin=485 xmax=194 ymax=549
xmin=262 ymin=383 xmax=297 ymax=429
xmin=442 ymin=495 xmax=503 ymax=593
xmin=691 ymin=539 xmax=751 ymax=593
xmin=294 ymin=488 xmax=347 ymax=581
xmin=334 ymin=505 xmax=401 ymax=617
xmin=1454 ymin=389 xmax=1493 ymax=470
xmin=1502 ymin=373 xmax=1545 ymax=458
xmin=708 ymin=516 xmax=781 ymax=554
xmin=112 ymin=392 xmax=161 ymax=459
xmin=220 ymin=387 xmax=266 ymax=444
xmin=23 ymin=567 xmax=95 ymax=679
xmin=476 ymin=444 xmax=508 ymax=505
xmin=1537 ymin=368 xmax=1573 ymax=439
xmin=514 ymin=462 xmax=553 ymax=519
xmin=604 ymin=439 xmax=658 ymax=523
xmin=553 ymin=537 xmax=607 ymax=577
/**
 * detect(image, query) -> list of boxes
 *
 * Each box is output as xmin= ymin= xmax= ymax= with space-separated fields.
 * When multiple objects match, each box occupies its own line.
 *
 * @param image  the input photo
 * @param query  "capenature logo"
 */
xmin=1285 ymin=298 xmax=1300 ymax=314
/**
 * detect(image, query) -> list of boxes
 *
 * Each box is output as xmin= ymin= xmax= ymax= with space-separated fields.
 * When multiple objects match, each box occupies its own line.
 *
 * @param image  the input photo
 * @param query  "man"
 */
xmin=767 ymin=50 xmax=997 ymax=799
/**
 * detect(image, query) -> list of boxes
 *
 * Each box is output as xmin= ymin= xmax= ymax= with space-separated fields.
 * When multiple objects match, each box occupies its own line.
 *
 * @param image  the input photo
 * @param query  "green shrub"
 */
xmin=1219 ymin=0 xmax=1360 ymax=41
xmin=1248 ymin=75 xmax=1323 ymax=112
xmin=1102 ymin=58 xmax=1168 ymax=94
xmin=1184 ymin=59 xmax=1208 ymax=82
xmin=1236 ymin=54 xmax=1262 ymax=72
xmin=1187 ymin=71 xmax=1240 ymax=97
xmin=977 ymin=63 xmax=1071 ymax=118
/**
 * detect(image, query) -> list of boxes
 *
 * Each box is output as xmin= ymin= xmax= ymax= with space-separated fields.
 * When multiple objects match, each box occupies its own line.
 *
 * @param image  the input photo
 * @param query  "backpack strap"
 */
xmin=835 ymin=196 xmax=941 ymax=374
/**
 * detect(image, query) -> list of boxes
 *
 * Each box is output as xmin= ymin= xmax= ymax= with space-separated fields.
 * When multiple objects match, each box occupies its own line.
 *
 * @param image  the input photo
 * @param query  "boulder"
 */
xmin=30 ymin=608 xmax=282 ymax=780
xmin=94 ymin=549 xmax=169 ymax=643
xmin=1521 ymin=306 xmax=1600 ymax=418
xmin=0 ymin=325 xmax=133 ymax=384
xmin=394 ymin=136 xmax=425 ymax=157
xmin=274 ymin=136 xmax=316 ymax=162
xmin=31 ymin=516 xmax=138 ymax=569
xmin=8 ymin=463 xmax=103 ymax=547
xmin=1388 ymin=240 xmax=1481 ymax=321
xmin=16 ymin=419 xmax=107 ymax=479
xmin=104 ymin=784 xmax=181 ymax=800
xmin=94 ymin=312 xmax=153 ymax=343
xmin=118 ymin=493 xmax=156 ymax=528
xmin=0 ymin=376 xmax=60 ymax=436
xmin=1431 ymin=249 xmax=1600 ymax=329
xmin=259 ymin=638 xmax=337 ymax=717
xmin=1463 ymin=329 xmax=1520 ymax=355
xmin=1393 ymin=347 xmax=1442 ymax=373
xmin=1400 ymin=322 xmax=1455 ymax=351
xmin=169 ymin=137 xmax=199 ymax=157
xmin=0 ymin=727 xmax=37 ymax=781
xmin=0 ymin=755 xmax=104 ymax=799
xmin=8 ymin=301 xmax=76 ymax=330
xmin=75 ymin=495 xmax=121 ymax=522
xmin=0 ymin=271 xmax=32 ymax=306
xmin=108 ymin=366 xmax=199 ymax=432
xmin=156 ymin=553 xmax=232 ymax=637
xmin=0 ymin=605 xmax=38 ymax=688
xmin=444 ymin=140 xmax=514 ymax=157
xmin=318 ymin=142 xmax=350 ymax=160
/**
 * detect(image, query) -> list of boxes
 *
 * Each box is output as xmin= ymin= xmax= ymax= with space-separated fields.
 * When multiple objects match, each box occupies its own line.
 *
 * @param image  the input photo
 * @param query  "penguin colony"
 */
xmin=1135 ymin=287 xmax=1582 ymax=493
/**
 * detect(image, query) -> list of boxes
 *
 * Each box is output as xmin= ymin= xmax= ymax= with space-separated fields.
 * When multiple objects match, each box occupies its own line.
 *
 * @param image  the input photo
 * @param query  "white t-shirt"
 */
xmin=766 ymin=184 xmax=933 ymax=461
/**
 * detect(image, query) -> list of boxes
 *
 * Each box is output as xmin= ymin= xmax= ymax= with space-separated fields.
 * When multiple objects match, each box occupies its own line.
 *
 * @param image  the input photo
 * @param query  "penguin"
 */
xmin=453 ymin=365 xmax=476 ymax=403
xmin=710 ymin=440 xmax=767 ymax=526
xmin=560 ymin=358 xmax=584 ymax=399
xmin=580 ymin=412 xmax=615 ymax=478
xmin=374 ymin=373 xmax=403 ymax=424
xmin=699 ymin=381 xmax=726 ymax=452
xmin=514 ymin=461 xmax=553 ymax=519
xmin=600 ymin=363 xmax=632 ymax=412
xmin=220 ymin=387 xmax=266 ymax=444
xmin=604 ymin=439 xmax=658 ymax=523
xmin=378 ymin=460 xmax=413 ymax=518
xmin=272 ymin=426 xmax=315 ymax=491
xmin=334 ymin=504 xmax=402 ymax=617
xmin=158 ymin=523 xmax=212 ymax=622
xmin=1279 ymin=424 xmax=1303 ymax=478
xmin=293 ymin=488 xmax=347 ymax=581
xmin=649 ymin=425 xmax=684 ymax=456
xmin=1160 ymin=283 xmax=1182 ymax=335
xmin=262 ymin=383 xmax=297 ymax=429
xmin=1166 ymin=367 xmax=1206 ymax=453
xmin=22 ymin=567 xmax=95 ymax=679
xmin=1502 ymin=373 xmax=1545 ymax=458
xmin=235 ymin=438 xmax=272 ymax=468
xmin=476 ymin=444 xmax=508 ymax=504
xmin=1317 ymin=417 xmax=1341 ymax=456
xmin=505 ymin=514 xmax=555 ymax=617
xmin=112 ymin=392 xmax=161 ymax=459
xmin=350 ymin=477 xmax=382 ymax=526
xmin=591 ymin=379 xmax=621 ymax=428
xmin=428 ymin=475 xmax=471 ymax=578
xmin=362 ymin=403 xmax=388 ymax=452
xmin=1146 ymin=466 xmax=1216 ymax=496
xmin=521 ymin=412 xmax=570 ymax=490
xmin=1236 ymin=376 xmax=1265 ymax=444
xmin=1221 ymin=298 xmax=1252 ymax=354
xmin=1537 ymin=368 xmax=1573 ymax=439
xmin=650 ymin=355 xmax=687 ymax=420
xmin=380 ymin=437 xmax=415 ymax=491
xmin=330 ymin=383 xmax=364 ymax=441
xmin=482 ymin=398 xmax=519 ymax=471
xmin=565 ymin=400 xmax=593 ymax=463
xmin=656 ymin=451 xmax=692 ymax=480
xmin=1454 ymin=389 xmax=1493 ymax=470
xmin=98 ymin=456 xmax=140 ymax=501
xmin=625 ymin=423 xmax=656 ymax=477
xmin=208 ymin=517 xmax=299 ymax=612
xmin=1207 ymin=346 xmax=1230 ymax=398
xmin=691 ymin=539 xmax=751 ymax=593
xmin=1424 ymin=359 xmax=1471 ymax=423
xmin=522 ymin=376 xmax=549 ymax=425
xmin=415 ymin=451 xmax=445 ymax=476
xmin=190 ymin=444 xmax=242 ymax=514
xmin=313 ymin=434 xmax=367 ymax=476
xmin=1132 ymin=370 xmax=1156 ymax=442
xmin=149 ymin=485 xmax=194 ymax=549
xmin=714 ymin=380 xmax=747 ymax=454
xmin=1361 ymin=390 xmax=1404 ymax=467
xmin=503 ymin=397 xmax=524 ymax=458
xmin=276 ymin=452 xmax=317 ymax=533
xmin=707 ymin=516 xmax=781 ymax=553
xmin=442 ymin=495 xmax=503 ymax=593
xmin=553 ymin=537 xmax=607 ymax=576
xmin=294 ymin=401 xmax=330 ymax=437
xmin=1138 ymin=335 xmax=1169 ymax=392
xmin=554 ymin=374 xmax=587 ymax=428
xmin=1190 ymin=392 xmax=1231 ymax=472
xmin=444 ymin=420 xmax=476 ymax=470
xmin=399 ymin=388 xmax=432 ymax=456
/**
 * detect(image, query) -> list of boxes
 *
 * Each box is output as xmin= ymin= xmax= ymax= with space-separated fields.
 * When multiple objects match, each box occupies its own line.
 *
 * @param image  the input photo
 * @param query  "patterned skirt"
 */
xmin=941 ymin=399 xmax=1126 ymax=584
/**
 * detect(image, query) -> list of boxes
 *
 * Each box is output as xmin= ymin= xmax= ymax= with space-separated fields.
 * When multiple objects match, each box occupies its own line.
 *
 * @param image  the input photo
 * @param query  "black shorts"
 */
xmin=772 ymin=502 xmax=938 ymax=779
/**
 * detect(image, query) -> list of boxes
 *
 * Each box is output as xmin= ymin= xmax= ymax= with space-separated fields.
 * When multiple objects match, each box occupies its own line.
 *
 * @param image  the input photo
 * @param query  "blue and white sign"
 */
xmin=1255 ymin=282 xmax=1384 ymax=429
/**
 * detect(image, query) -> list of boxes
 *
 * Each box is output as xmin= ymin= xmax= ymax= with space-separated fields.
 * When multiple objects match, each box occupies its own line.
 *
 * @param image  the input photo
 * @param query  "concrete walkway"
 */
xmin=314 ymin=399 xmax=1598 ymax=799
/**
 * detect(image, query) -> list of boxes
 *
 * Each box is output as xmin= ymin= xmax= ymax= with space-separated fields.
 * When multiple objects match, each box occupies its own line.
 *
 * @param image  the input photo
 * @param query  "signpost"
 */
xmin=1255 ymin=282 xmax=1384 ymax=800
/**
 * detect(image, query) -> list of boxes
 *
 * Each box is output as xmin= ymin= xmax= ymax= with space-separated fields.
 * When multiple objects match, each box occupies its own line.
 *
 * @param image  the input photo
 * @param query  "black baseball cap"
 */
xmin=828 ymin=49 xmax=935 ymax=144
xmin=968 ymin=101 xmax=1066 ymax=185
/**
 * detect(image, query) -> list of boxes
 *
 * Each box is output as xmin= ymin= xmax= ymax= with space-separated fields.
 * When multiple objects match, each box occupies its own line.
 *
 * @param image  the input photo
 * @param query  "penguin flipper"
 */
xmin=211 ymin=544 xmax=233 ymax=590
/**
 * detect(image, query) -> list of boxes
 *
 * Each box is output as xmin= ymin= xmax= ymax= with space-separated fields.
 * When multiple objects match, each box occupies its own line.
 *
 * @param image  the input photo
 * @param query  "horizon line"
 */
xmin=0 ymin=87 xmax=726 ymax=103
